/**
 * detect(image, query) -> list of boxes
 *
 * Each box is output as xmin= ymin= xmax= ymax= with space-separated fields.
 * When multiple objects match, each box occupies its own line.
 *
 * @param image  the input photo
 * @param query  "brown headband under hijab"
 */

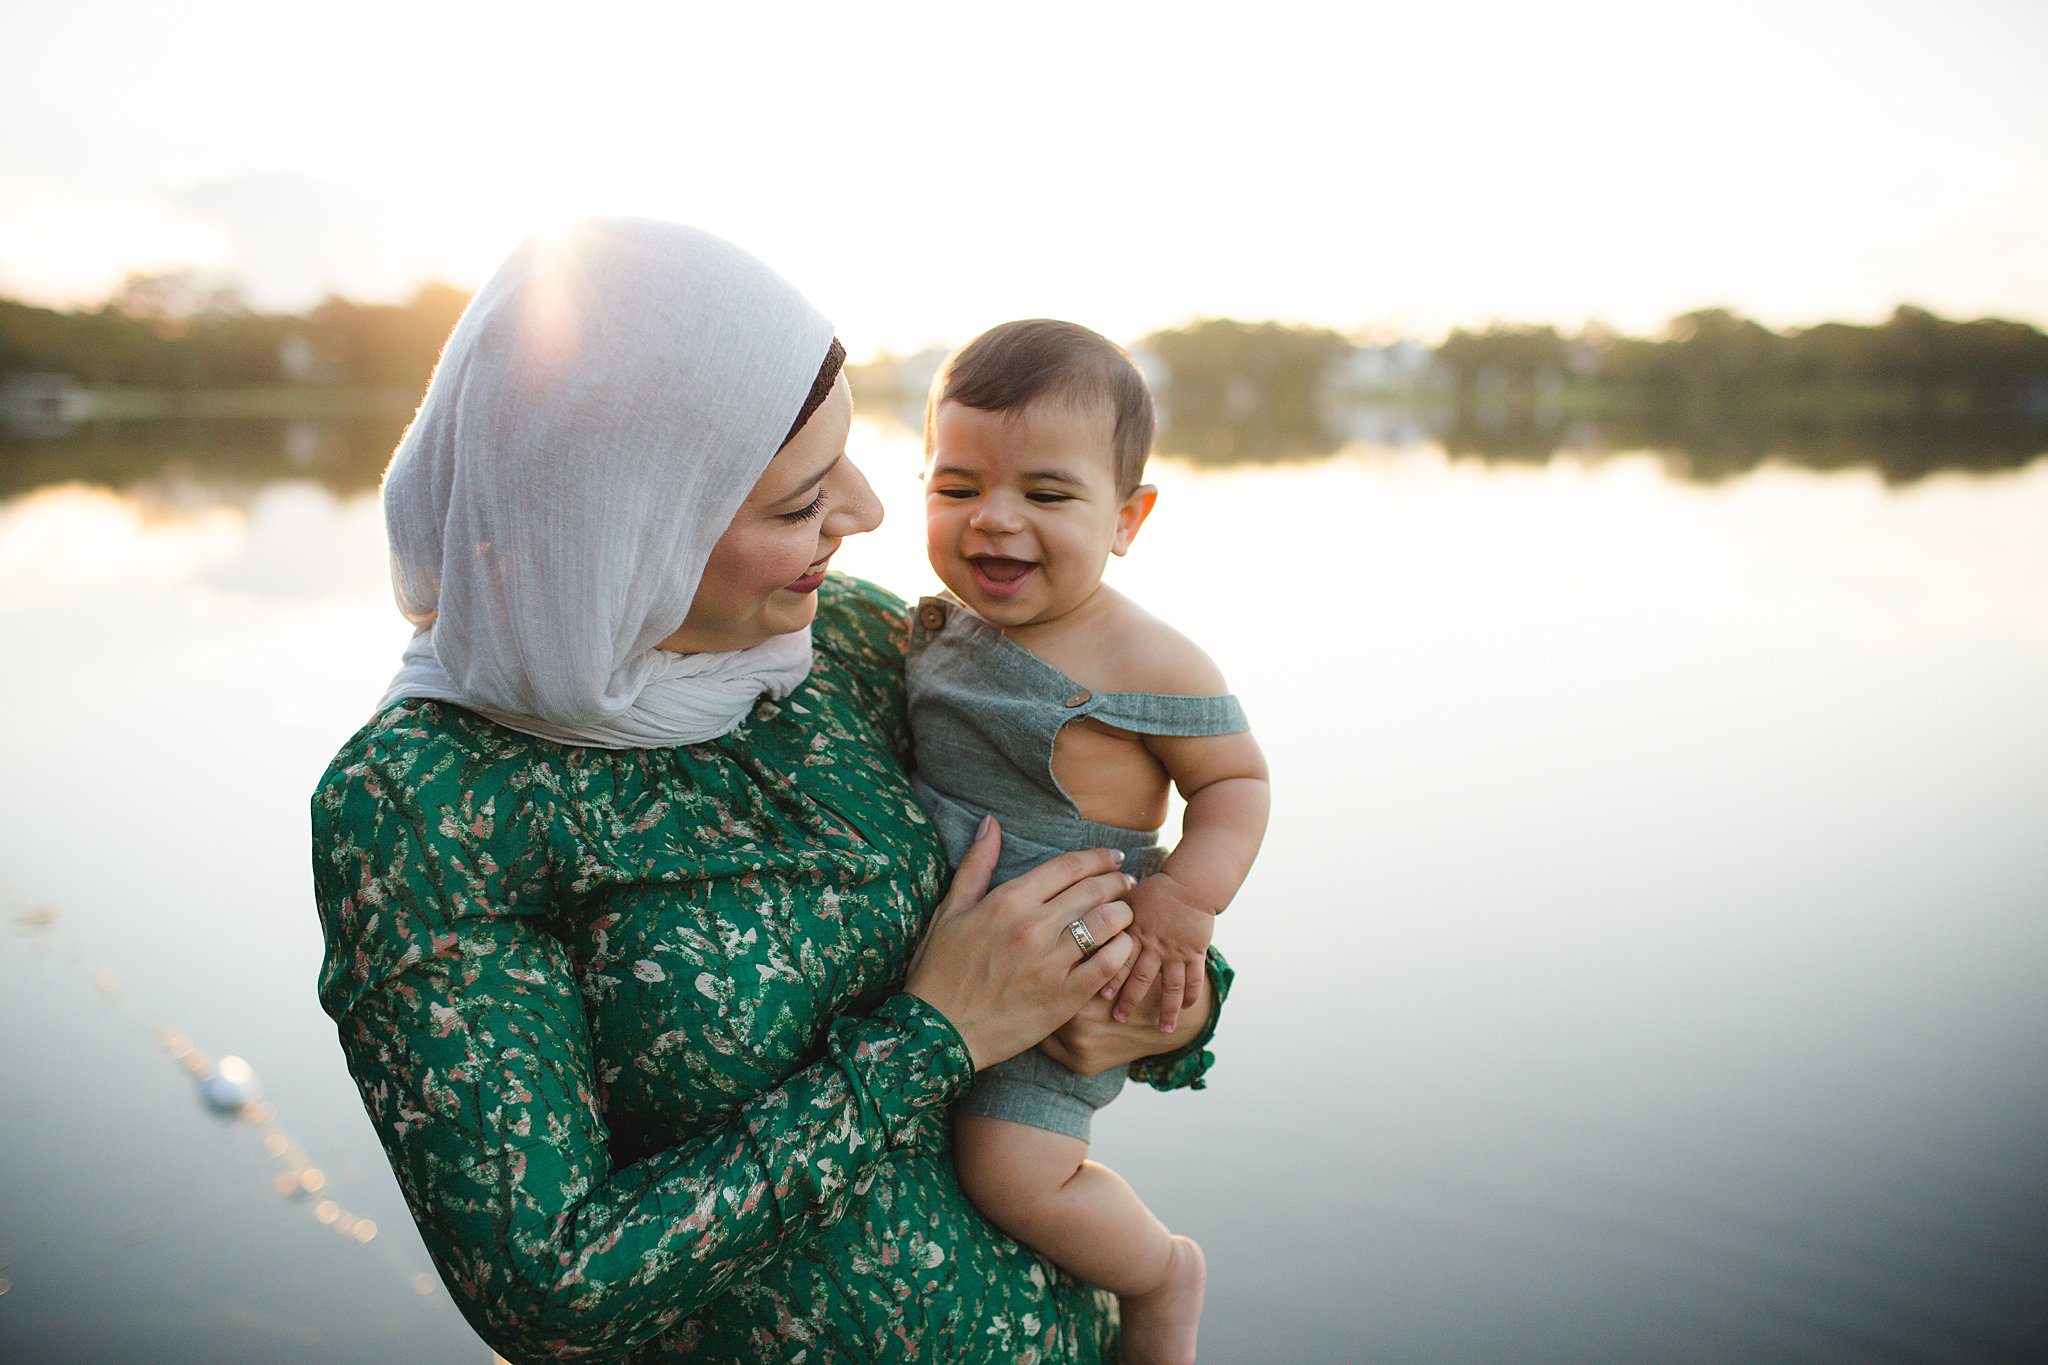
xmin=782 ymin=337 xmax=847 ymax=447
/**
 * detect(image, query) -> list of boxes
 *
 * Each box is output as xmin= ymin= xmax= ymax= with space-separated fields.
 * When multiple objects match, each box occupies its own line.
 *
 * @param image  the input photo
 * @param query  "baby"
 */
xmin=906 ymin=320 xmax=1270 ymax=1365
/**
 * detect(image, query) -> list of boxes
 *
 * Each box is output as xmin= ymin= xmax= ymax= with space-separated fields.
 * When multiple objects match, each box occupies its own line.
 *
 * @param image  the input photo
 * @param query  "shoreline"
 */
xmin=79 ymin=385 xmax=423 ymax=421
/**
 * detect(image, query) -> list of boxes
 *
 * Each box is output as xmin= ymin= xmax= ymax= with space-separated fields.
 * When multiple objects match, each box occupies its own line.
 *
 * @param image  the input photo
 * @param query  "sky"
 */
xmin=2 ymin=0 xmax=2044 ymax=356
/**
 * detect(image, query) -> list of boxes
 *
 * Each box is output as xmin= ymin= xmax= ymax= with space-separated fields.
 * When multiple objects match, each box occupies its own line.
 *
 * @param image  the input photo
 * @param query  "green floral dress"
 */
xmin=312 ymin=576 xmax=1227 ymax=1364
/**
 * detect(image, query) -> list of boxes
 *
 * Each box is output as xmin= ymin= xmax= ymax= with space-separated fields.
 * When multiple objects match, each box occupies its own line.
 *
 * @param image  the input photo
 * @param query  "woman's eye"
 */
xmin=779 ymin=491 xmax=827 ymax=523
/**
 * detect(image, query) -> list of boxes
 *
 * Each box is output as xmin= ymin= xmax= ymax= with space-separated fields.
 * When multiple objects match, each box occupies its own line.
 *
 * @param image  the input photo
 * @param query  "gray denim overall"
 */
xmin=905 ymin=595 xmax=1249 ymax=1140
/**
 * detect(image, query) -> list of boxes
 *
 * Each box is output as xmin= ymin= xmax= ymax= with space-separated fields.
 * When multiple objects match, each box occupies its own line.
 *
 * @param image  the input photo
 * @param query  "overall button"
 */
xmin=918 ymin=603 xmax=947 ymax=631
xmin=1064 ymin=690 xmax=1092 ymax=708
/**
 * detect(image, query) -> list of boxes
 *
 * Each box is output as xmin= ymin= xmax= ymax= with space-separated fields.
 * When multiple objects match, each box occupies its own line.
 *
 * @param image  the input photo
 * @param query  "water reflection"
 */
xmin=0 ymin=411 xmax=414 ymax=501
xmin=1160 ymin=395 xmax=1352 ymax=465
xmin=1429 ymin=403 xmax=2048 ymax=484
xmin=2 ymin=425 xmax=2044 ymax=1362
xmin=8 ymin=396 xmax=2044 ymax=506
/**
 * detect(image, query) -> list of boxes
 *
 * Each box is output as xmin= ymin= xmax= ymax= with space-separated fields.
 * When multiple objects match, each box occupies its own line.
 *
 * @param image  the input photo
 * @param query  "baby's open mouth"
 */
xmin=971 ymin=557 xmax=1033 ymax=583
xmin=969 ymin=556 xmax=1036 ymax=598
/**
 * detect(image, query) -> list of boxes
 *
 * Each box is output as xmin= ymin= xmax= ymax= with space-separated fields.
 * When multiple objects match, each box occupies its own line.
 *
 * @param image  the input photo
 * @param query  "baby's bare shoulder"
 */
xmin=1099 ymin=593 xmax=1231 ymax=697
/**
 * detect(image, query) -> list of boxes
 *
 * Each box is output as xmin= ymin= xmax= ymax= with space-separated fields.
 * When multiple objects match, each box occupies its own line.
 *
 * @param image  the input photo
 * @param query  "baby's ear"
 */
xmin=1112 ymin=485 xmax=1158 ymax=556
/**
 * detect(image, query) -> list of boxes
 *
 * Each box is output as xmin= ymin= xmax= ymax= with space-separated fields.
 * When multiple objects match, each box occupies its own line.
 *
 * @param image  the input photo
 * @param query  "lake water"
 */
xmin=2 ymin=412 xmax=2044 ymax=1363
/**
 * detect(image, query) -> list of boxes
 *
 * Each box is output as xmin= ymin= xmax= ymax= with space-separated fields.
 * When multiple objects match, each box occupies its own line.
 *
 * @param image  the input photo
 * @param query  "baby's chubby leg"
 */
xmin=954 ymin=1113 xmax=1207 ymax=1364
xmin=953 ymin=1112 xmax=1170 ymax=1294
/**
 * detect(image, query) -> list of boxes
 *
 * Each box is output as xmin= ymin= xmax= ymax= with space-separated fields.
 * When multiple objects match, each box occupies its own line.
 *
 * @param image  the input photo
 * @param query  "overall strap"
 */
xmin=1084 ymin=689 xmax=1249 ymax=737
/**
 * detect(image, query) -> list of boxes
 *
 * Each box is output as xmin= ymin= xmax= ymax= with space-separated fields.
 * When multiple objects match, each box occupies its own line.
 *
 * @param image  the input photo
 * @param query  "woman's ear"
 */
xmin=1112 ymin=485 xmax=1158 ymax=556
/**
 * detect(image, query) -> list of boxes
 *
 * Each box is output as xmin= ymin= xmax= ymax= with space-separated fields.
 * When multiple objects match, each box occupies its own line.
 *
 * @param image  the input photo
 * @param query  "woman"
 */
xmin=311 ymin=219 xmax=1227 ymax=1363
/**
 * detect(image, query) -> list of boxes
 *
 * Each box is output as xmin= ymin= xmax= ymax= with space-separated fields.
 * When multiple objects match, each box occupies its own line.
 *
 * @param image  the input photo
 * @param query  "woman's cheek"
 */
xmin=737 ymin=528 xmax=802 ymax=586
xmin=778 ymin=525 xmax=825 ymax=577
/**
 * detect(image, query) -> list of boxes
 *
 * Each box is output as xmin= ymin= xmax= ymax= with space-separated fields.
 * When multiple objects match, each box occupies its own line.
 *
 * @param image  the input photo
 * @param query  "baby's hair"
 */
xmin=926 ymin=319 xmax=1155 ymax=496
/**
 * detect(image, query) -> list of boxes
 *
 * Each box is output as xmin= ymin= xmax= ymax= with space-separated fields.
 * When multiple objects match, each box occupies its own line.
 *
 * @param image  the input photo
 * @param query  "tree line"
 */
xmin=0 ymin=273 xmax=471 ymax=390
xmin=6 ymin=280 xmax=2044 ymax=488
xmin=1434 ymin=306 xmax=2048 ymax=414
xmin=7 ymin=276 xmax=2046 ymax=422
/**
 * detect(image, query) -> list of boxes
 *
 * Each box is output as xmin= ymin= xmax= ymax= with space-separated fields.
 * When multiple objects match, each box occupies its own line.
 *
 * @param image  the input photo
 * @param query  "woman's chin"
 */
xmin=658 ymin=594 xmax=821 ymax=655
xmin=766 ymin=591 xmax=823 ymax=637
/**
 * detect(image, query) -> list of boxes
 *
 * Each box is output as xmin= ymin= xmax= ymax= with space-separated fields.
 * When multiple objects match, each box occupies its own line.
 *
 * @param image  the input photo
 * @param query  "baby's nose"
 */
xmin=969 ymin=500 xmax=1023 ymax=532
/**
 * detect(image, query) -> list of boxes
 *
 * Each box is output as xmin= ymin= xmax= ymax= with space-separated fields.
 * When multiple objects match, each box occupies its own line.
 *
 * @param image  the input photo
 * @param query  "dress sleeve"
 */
xmin=313 ymin=752 xmax=973 ymax=1363
xmin=1126 ymin=947 xmax=1235 ymax=1092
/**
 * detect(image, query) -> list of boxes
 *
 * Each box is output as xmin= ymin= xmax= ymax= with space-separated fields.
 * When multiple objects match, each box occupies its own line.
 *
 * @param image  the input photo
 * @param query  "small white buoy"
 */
xmin=196 ymin=1055 xmax=260 ymax=1113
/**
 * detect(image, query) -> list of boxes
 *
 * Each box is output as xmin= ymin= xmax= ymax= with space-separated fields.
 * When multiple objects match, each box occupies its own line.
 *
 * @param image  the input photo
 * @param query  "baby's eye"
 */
xmin=1026 ymin=491 xmax=1074 ymax=504
xmin=931 ymin=487 xmax=977 ymax=499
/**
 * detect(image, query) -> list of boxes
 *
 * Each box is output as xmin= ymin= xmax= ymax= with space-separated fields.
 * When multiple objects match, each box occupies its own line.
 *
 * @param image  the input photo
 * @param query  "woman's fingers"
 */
xmin=1045 ymin=870 xmax=1138 ymax=932
xmin=905 ymin=841 xmax=1143 ymax=1072
xmin=1072 ymin=931 xmax=1135 ymax=1000
xmin=1007 ymin=846 xmax=1127 ymax=904
xmin=1065 ymin=898 xmax=1134 ymax=963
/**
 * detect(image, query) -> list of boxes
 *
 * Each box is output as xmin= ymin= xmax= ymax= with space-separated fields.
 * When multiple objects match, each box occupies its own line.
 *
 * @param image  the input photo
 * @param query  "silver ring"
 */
xmin=1066 ymin=918 xmax=1100 ymax=958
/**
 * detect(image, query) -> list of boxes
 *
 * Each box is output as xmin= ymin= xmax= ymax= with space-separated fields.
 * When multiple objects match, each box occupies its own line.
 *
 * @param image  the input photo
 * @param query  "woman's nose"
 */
xmin=825 ymin=457 xmax=884 ymax=536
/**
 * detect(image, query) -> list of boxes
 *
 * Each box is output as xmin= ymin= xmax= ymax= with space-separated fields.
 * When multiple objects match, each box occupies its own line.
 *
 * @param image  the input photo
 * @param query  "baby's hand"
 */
xmin=1106 ymin=873 xmax=1216 ymax=1034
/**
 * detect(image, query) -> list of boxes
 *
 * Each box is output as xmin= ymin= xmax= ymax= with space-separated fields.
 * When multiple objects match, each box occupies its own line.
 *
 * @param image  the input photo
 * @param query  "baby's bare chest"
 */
xmin=1052 ymin=717 xmax=1171 ymax=832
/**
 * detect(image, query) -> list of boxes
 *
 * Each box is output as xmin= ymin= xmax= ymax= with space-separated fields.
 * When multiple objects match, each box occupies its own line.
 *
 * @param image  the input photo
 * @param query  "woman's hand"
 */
xmin=905 ymin=818 xmax=1136 ymax=1072
xmin=1039 ymin=966 xmax=1213 ymax=1077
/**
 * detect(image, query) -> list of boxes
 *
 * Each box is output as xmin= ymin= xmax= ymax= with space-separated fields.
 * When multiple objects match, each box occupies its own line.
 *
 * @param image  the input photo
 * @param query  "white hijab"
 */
xmin=378 ymin=219 xmax=835 ymax=748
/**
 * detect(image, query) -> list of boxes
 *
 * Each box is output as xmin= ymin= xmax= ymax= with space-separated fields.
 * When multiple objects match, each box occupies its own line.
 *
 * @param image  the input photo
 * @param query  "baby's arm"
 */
xmin=1114 ymin=725 xmax=1270 ymax=1031
xmin=1108 ymin=625 xmax=1271 ymax=1032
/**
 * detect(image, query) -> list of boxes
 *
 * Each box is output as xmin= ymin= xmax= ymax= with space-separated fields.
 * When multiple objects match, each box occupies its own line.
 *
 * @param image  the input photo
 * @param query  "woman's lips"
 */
xmin=969 ymin=557 xmax=1035 ymax=599
xmin=784 ymin=556 xmax=831 ymax=594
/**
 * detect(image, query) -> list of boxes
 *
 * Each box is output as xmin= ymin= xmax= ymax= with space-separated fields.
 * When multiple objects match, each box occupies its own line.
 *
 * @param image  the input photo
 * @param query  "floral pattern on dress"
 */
xmin=312 ymin=575 xmax=1225 ymax=1363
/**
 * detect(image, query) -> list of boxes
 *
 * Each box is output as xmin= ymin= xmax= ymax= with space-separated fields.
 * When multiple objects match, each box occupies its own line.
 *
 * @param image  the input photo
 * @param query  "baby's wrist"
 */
xmin=1138 ymin=869 xmax=1220 ymax=918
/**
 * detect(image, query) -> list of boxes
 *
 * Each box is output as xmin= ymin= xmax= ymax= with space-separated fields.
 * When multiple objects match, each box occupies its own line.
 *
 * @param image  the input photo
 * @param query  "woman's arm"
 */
xmin=339 ymin=952 xmax=963 ymax=1361
xmin=317 ymin=771 xmax=1134 ymax=1362
xmin=317 ymin=778 xmax=973 ymax=1362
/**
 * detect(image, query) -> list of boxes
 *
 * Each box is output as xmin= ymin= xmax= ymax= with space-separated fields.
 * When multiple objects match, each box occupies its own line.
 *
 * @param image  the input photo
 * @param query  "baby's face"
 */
xmin=924 ymin=398 xmax=1153 ymax=631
